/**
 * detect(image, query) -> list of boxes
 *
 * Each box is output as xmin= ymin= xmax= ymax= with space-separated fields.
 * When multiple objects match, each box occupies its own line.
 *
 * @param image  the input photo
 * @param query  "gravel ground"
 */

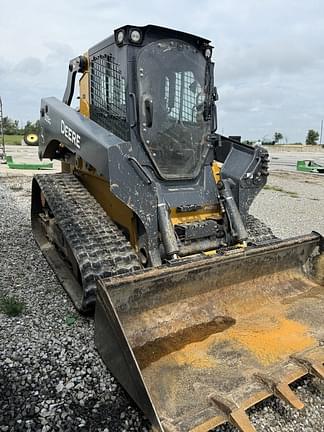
xmin=250 ymin=171 xmax=324 ymax=238
xmin=0 ymin=177 xmax=149 ymax=432
xmin=0 ymin=172 xmax=323 ymax=432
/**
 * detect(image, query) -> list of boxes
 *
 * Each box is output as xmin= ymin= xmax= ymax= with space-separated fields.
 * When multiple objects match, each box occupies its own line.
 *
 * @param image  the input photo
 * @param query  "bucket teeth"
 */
xmin=160 ymin=418 xmax=178 ymax=432
xmin=209 ymin=395 xmax=256 ymax=432
xmin=230 ymin=410 xmax=257 ymax=432
xmin=274 ymin=382 xmax=304 ymax=410
xmin=290 ymin=355 xmax=324 ymax=380
xmin=255 ymin=373 xmax=304 ymax=410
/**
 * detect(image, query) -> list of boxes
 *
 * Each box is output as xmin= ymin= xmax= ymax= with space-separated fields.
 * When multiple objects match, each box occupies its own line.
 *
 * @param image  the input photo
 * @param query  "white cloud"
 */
xmin=13 ymin=58 xmax=43 ymax=75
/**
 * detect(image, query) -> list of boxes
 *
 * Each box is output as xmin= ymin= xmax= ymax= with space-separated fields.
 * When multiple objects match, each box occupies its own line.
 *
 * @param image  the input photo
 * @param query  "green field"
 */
xmin=3 ymin=135 xmax=24 ymax=145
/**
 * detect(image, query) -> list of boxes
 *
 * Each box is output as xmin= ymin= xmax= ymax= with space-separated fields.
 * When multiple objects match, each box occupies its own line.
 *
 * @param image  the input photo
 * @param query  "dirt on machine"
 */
xmin=31 ymin=25 xmax=324 ymax=432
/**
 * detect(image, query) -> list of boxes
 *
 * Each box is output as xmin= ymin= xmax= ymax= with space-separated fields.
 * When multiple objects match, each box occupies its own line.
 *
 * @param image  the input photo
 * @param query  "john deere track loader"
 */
xmin=32 ymin=25 xmax=324 ymax=432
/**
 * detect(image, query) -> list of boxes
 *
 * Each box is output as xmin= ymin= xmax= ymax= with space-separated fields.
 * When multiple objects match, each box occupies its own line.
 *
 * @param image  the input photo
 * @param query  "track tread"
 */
xmin=34 ymin=173 xmax=141 ymax=312
xmin=245 ymin=213 xmax=280 ymax=246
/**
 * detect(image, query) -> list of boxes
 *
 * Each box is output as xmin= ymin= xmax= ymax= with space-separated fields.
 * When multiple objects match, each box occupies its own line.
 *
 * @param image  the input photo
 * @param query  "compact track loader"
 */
xmin=31 ymin=25 xmax=324 ymax=432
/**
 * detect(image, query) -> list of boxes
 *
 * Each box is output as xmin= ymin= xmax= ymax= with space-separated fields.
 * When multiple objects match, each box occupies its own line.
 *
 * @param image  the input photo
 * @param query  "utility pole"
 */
xmin=0 ymin=96 xmax=6 ymax=163
xmin=320 ymin=119 xmax=323 ymax=146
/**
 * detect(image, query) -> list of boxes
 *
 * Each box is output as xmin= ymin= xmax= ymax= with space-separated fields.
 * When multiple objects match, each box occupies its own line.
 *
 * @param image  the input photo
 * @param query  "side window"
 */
xmin=90 ymin=53 xmax=129 ymax=141
xmin=164 ymin=71 xmax=203 ymax=123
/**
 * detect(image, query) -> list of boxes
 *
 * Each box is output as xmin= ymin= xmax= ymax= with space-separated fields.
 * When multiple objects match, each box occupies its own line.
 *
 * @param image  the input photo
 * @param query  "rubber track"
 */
xmin=34 ymin=173 xmax=141 ymax=311
xmin=245 ymin=213 xmax=279 ymax=246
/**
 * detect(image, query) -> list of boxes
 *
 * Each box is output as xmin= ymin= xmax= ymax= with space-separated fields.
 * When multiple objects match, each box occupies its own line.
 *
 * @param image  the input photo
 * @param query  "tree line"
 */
xmin=1 ymin=115 xmax=322 ymax=145
xmin=273 ymin=130 xmax=320 ymax=145
xmin=1 ymin=117 xmax=40 ymax=136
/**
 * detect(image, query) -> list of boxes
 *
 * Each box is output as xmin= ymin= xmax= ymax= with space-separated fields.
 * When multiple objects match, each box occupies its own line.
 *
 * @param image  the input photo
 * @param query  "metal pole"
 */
xmin=0 ymin=96 xmax=6 ymax=162
xmin=320 ymin=119 xmax=323 ymax=146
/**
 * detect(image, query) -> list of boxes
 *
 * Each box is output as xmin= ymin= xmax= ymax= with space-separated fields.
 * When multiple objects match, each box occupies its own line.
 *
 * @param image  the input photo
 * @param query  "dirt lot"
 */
xmin=251 ymin=170 xmax=324 ymax=238
xmin=0 ymin=145 xmax=60 ymax=177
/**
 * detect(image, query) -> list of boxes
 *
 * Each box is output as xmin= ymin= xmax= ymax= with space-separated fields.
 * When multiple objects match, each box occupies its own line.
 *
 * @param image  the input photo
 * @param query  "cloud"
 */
xmin=0 ymin=0 xmax=323 ymax=141
xmin=13 ymin=57 xmax=43 ymax=75
xmin=44 ymin=42 xmax=75 ymax=65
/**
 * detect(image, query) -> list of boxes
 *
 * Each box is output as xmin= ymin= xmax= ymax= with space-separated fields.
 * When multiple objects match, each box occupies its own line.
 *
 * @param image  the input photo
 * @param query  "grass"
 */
xmin=65 ymin=315 xmax=78 ymax=326
xmin=0 ymin=295 xmax=26 ymax=317
xmin=3 ymin=135 xmax=24 ymax=145
xmin=264 ymin=184 xmax=299 ymax=198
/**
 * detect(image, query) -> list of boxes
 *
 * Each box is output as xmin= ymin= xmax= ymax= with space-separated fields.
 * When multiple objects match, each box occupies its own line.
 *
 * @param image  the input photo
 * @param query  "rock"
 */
xmin=65 ymin=381 xmax=74 ymax=390
xmin=56 ymin=381 xmax=64 ymax=392
xmin=77 ymin=391 xmax=84 ymax=400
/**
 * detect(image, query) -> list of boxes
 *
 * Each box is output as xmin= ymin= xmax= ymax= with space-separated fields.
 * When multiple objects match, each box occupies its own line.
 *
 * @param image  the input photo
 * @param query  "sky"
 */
xmin=0 ymin=0 xmax=323 ymax=142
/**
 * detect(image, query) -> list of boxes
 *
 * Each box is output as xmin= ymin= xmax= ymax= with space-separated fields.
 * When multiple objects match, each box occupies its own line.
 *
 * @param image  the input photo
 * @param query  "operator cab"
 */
xmin=88 ymin=25 xmax=217 ymax=181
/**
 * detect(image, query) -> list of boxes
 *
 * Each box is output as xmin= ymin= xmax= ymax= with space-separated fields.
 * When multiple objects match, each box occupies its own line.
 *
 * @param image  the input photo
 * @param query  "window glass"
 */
xmin=137 ymin=40 xmax=210 ymax=179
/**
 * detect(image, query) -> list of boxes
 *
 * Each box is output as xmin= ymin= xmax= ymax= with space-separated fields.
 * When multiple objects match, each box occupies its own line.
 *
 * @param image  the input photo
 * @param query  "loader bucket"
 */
xmin=95 ymin=233 xmax=324 ymax=432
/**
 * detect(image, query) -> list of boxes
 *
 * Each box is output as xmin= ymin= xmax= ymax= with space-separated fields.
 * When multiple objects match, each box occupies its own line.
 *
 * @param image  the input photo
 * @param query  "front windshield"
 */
xmin=137 ymin=39 xmax=211 ymax=180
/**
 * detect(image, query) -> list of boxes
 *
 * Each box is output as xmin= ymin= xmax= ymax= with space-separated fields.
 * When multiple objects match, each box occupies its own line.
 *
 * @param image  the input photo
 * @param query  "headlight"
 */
xmin=116 ymin=30 xmax=125 ymax=45
xmin=130 ymin=29 xmax=142 ymax=43
xmin=205 ymin=47 xmax=212 ymax=59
